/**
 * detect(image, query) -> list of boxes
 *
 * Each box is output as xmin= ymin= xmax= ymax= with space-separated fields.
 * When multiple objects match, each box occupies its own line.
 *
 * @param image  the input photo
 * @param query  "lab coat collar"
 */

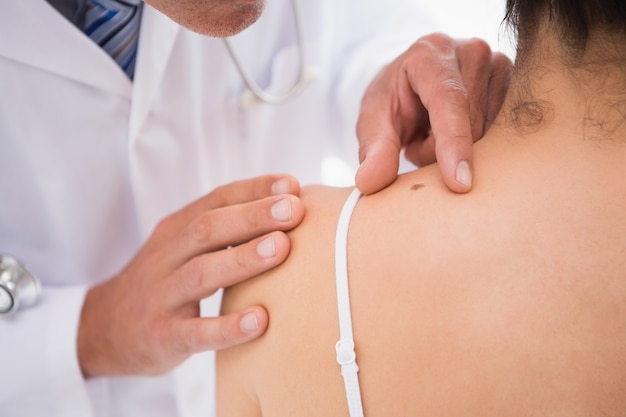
xmin=0 ymin=0 xmax=132 ymax=97
xmin=129 ymin=6 xmax=181 ymax=139
xmin=1 ymin=0 xmax=182 ymax=136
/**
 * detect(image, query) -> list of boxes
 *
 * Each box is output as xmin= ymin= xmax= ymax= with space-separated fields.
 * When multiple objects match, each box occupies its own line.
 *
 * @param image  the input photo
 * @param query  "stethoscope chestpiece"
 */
xmin=0 ymin=255 xmax=41 ymax=316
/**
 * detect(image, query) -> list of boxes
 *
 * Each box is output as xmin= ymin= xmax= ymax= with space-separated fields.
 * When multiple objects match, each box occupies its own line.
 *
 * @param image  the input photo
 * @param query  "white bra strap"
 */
xmin=334 ymin=188 xmax=365 ymax=417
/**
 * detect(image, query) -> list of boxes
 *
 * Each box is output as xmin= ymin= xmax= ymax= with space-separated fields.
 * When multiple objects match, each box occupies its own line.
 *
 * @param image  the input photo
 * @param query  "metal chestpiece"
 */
xmin=0 ymin=255 xmax=41 ymax=316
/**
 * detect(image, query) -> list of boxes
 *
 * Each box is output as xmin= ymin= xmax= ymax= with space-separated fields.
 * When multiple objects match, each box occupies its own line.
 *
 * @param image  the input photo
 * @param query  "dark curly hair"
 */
xmin=502 ymin=0 xmax=626 ymax=134
xmin=505 ymin=0 xmax=626 ymax=60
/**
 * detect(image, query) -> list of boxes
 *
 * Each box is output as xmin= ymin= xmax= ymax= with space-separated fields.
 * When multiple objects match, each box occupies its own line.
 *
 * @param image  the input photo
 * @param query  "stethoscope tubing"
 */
xmin=223 ymin=0 xmax=314 ymax=106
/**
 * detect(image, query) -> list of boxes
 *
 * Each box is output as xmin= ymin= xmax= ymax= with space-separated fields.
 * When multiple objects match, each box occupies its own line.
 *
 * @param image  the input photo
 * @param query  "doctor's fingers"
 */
xmin=403 ymin=38 xmax=503 ymax=168
xmin=173 ymin=306 xmax=269 ymax=353
xmin=164 ymin=231 xmax=292 ymax=307
xmin=355 ymin=60 xmax=428 ymax=195
xmin=399 ymin=34 xmax=487 ymax=194
xmin=176 ymin=174 xmax=301 ymax=228
xmin=424 ymin=41 xmax=512 ymax=193
xmin=158 ymin=193 xmax=304 ymax=268
xmin=446 ymin=38 xmax=512 ymax=141
xmin=420 ymin=37 xmax=512 ymax=192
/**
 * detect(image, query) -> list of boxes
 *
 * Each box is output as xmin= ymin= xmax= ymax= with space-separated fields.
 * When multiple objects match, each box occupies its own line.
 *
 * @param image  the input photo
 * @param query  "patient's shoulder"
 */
xmin=218 ymin=184 xmax=356 ymax=416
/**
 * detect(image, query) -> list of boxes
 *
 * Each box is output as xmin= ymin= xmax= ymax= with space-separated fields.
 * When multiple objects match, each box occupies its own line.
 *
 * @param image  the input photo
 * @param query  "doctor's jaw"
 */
xmin=143 ymin=0 xmax=267 ymax=38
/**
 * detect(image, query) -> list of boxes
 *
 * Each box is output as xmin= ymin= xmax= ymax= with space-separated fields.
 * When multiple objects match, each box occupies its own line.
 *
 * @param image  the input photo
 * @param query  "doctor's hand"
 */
xmin=77 ymin=175 xmax=304 ymax=378
xmin=355 ymin=33 xmax=512 ymax=195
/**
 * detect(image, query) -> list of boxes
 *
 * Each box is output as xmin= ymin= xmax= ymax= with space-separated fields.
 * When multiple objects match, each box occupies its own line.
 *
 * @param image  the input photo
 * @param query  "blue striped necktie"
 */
xmin=84 ymin=0 xmax=143 ymax=79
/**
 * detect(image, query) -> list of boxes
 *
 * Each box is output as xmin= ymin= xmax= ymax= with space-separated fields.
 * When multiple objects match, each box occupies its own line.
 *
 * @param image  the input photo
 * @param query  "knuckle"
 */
xmin=357 ymin=142 xmax=370 ymax=163
xmin=494 ymin=53 xmax=514 ymax=80
xmin=245 ymin=202 xmax=264 ymax=229
xmin=208 ymin=183 xmax=228 ymax=204
xmin=189 ymin=249 xmax=251 ymax=290
xmin=188 ymin=212 xmax=215 ymax=243
xmin=440 ymin=78 xmax=469 ymax=103
xmin=495 ymin=52 xmax=514 ymax=69
xmin=411 ymin=33 xmax=456 ymax=65
xmin=152 ymin=216 xmax=174 ymax=240
xmin=205 ymin=246 xmax=251 ymax=286
xmin=416 ymin=32 xmax=454 ymax=50
xmin=145 ymin=320 xmax=167 ymax=356
xmin=177 ymin=327 xmax=198 ymax=354
xmin=182 ymin=255 xmax=217 ymax=293
xmin=464 ymin=37 xmax=492 ymax=58
xmin=245 ymin=196 xmax=270 ymax=230
xmin=216 ymin=243 xmax=259 ymax=286
xmin=438 ymin=131 xmax=470 ymax=149
xmin=219 ymin=320 xmax=238 ymax=349
xmin=235 ymin=246 xmax=253 ymax=271
xmin=407 ymin=39 xmax=437 ymax=65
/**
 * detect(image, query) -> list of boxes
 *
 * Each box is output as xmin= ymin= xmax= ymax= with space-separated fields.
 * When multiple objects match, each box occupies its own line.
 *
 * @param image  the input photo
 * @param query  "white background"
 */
xmin=426 ymin=0 xmax=516 ymax=58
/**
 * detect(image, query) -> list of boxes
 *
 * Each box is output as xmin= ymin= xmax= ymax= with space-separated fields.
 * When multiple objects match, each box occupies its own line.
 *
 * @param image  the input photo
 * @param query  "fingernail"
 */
xmin=271 ymin=198 xmax=292 ymax=222
xmin=271 ymin=178 xmax=290 ymax=195
xmin=257 ymin=236 xmax=276 ymax=258
xmin=240 ymin=312 xmax=259 ymax=332
xmin=456 ymin=160 xmax=473 ymax=188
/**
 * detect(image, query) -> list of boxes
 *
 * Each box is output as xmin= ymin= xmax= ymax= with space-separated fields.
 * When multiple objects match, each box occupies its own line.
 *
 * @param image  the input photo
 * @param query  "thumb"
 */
xmin=355 ymin=139 xmax=401 ymax=195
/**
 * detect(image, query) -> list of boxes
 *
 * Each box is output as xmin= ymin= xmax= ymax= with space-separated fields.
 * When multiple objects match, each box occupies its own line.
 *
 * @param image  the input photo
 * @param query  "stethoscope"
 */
xmin=223 ymin=0 xmax=319 ymax=107
xmin=0 ymin=255 xmax=41 ymax=316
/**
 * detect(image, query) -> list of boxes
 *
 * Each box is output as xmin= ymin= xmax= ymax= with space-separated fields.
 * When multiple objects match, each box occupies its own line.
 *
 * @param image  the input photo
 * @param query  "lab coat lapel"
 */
xmin=0 ymin=0 xmax=131 ymax=97
xmin=129 ymin=6 xmax=181 ymax=139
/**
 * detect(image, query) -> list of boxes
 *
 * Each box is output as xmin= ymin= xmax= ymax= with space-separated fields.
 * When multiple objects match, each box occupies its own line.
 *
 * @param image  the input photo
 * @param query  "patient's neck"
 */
xmin=494 ymin=27 xmax=626 ymax=145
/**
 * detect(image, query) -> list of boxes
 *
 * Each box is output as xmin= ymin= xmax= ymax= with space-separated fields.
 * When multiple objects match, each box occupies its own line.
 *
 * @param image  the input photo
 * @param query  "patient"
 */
xmin=217 ymin=0 xmax=626 ymax=415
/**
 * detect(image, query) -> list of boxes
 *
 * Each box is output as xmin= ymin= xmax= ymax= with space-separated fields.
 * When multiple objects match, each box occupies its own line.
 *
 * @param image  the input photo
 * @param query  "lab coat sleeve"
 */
xmin=0 ymin=285 xmax=94 ymax=417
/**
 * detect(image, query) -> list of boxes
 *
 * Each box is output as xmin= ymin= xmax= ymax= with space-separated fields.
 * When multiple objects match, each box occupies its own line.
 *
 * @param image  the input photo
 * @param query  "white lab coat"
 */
xmin=0 ymin=0 xmax=437 ymax=416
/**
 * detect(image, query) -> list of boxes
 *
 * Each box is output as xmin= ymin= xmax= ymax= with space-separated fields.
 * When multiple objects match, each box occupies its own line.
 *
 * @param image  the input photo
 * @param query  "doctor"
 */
xmin=0 ymin=0 xmax=511 ymax=416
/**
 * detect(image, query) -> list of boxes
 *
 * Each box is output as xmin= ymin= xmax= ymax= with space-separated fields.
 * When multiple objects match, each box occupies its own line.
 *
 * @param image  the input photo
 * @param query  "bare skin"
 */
xmin=218 ymin=117 xmax=626 ymax=417
xmin=144 ymin=0 xmax=266 ymax=37
xmin=217 ymin=26 xmax=626 ymax=417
